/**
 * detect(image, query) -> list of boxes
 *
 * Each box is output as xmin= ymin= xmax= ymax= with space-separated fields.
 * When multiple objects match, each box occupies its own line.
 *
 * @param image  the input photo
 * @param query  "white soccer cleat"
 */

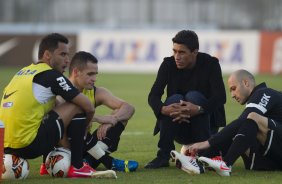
xmin=170 ymin=150 xmax=204 ymax=175
xmin=198 ymin=156 xmax=231 ymax=176
xmin=91 ymin=170 xmax=117 ymax=179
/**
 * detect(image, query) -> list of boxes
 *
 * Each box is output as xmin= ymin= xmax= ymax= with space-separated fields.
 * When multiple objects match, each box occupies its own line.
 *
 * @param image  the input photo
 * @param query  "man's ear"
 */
xmin=243 ymin=79 xmax=249 ymax=87
xmin=73 ymin=68 xmax=80 ymax=77
xmin=192 ymin=49 xmax=198 ymax=55
xmin=42 ymin=50 xmax=51 ymax=60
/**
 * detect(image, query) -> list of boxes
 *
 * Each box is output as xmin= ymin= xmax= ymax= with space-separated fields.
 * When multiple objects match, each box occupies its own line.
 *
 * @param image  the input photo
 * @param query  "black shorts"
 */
xmin=261 ymin=119 xmax=282 ymax=164
xmin=4 ymin=110 xmax=64 ymax=159
xmin=242 ymin=119 xmax=282 ymax=170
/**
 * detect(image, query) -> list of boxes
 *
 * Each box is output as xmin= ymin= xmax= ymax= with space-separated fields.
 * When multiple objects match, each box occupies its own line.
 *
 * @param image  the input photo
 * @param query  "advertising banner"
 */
xmin=259 ymin=32 xmax=282 ymax=74
xmin=0 ymin=34 xmax=76 ymax=67
xmin=79 ymin=30 xmax=174 ymax=73
xmin=198 ymin=31 xmax=259 ymax=74
xmin=78 ymin=30 xmax=260 ymax=74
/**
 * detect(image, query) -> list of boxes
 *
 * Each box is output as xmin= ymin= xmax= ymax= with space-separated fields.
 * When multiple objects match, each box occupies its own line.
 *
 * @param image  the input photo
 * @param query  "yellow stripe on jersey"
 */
xmin=82 ymin=88 xmax=95 ymax=106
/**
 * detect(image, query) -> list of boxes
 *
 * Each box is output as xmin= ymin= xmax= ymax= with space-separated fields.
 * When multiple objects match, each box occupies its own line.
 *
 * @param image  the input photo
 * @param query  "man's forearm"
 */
xmin=112 ymin=103 xmax=135 ymax=122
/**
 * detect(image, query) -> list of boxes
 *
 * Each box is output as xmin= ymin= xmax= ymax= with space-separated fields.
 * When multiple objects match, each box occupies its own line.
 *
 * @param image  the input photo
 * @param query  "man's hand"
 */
xmin=188 ymin=141 xmax=210 ymax=155
xmin=179 ymin=100 xmax=201 ymax=117
xmin=161 ymin=103 xmax=182 ymax=116
xmin=162 ymin=101 xmax=202 ymax=123
xmin=97 ymin=123 xmax=113 ymax=140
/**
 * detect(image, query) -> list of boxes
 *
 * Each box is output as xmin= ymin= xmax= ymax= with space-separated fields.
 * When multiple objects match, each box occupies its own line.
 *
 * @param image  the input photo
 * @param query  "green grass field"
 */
xmin=0 ymin=66 xmax=282 ymax=184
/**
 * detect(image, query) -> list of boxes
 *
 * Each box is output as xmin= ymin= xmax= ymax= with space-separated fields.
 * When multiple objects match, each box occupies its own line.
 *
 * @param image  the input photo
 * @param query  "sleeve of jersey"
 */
xmin=239 ymin=90 xmax=274 ymax=119
xmin=35 ymin=70 xmax=80 ymax=102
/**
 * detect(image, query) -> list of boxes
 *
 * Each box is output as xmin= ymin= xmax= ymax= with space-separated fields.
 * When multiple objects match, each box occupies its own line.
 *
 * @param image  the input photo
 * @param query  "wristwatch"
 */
xmin=198 ymin=106 xmax=205 ymax=114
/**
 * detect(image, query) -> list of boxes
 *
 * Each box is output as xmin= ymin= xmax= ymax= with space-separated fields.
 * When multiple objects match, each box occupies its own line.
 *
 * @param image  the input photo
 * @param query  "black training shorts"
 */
xmin=4 ymin=110 xmax=64 ymax=159
xmin=242 ymin=118 xmax=282 ymax=170
xmin=262 ymin=119 xmax=282 ymax=164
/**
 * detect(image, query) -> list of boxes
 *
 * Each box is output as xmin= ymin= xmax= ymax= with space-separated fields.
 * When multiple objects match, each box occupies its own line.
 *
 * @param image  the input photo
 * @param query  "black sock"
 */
xmin=99 ymin=154 xmax=114 ymax=169
xmin=67 ymin=113 xmax=87 ymax=168
xmin=84 ymin=132 xmax=98 ymax=151
xmin=224 ymin=119 xmax=258 ymax=166
xmin=84 ymin=153 xmax=101 ymax=169
xmin=42 ymin=154 xmax=48 ymax=164
xmin=94 ymin=122 xmax=125 ymax=152
xmin=104 ymin=122 xmax=124 ymax=143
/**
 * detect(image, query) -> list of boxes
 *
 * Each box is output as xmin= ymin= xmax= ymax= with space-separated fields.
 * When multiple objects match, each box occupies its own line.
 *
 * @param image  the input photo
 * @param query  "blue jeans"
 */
xmin=157 ymin=91 xmax=211 ymax=160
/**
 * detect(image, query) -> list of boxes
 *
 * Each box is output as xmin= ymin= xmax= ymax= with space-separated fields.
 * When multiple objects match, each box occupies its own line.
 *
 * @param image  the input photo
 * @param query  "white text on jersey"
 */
xmin=56 ymin=77 xmax=71 ymax=91
xmin=259 ymin=93 xmax=271 ymax=108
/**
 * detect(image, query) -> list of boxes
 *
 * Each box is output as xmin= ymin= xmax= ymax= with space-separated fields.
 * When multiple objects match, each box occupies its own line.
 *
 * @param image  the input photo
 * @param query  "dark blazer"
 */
xmin=148 ymin=52 xmax=226 ymax=135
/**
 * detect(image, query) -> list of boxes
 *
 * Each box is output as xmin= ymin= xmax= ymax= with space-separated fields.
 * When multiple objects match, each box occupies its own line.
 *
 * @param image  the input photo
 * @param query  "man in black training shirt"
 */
xmin=187 ymin=69 xmax=282 ymax=176
xmin=145 ymin=30 xmax=226 ymax=169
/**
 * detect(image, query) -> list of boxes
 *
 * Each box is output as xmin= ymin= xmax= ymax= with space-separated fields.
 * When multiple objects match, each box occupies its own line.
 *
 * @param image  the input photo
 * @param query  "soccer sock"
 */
xmin=223 ymin=119 xmax=258 ymax=166
xmin=85 ymin=122 xmax=125 ymax=169
xmin=87 ymin=141 xmax=113 ymax=169
xmin=89 ymin=121 xmax=125 ymax=153
xmin=101 ymin=122 xmax=125 ymax=152
xmin=67 ymin=113 xmax=87 ymax=169
xmin=99 ymin=154 xmax=114 ymax=169
xmin=84 ymin=153 xmax=101 ymax=169
xmin=84 ymin=133 xmax=101 ymax=168
xmin=42 ymin=154 xmax=48 ymax=165
xmin=84 ymin=132 xmax=98 ymax=151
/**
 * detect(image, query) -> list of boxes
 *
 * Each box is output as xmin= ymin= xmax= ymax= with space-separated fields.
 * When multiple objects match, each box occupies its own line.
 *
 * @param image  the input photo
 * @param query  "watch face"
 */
xmin=199 ymin=107 xmax=204 ymax=113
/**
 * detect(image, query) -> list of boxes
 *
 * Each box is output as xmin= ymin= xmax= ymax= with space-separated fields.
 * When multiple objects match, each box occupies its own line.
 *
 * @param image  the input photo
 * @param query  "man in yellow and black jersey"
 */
xmin=0 ymin=33 xmax=97 ymax=178
xmin=67 ymin=51 xmax=138 ymax=172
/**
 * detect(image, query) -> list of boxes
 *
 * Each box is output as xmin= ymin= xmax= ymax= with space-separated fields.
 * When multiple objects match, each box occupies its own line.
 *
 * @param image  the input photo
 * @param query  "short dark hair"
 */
xmin=172 ymin=30 xmax=199 ymax=51
xmin=38 ymin=33 xmax=69 ymax=59
xmin=69 ymin=51 xmax=98 ymax=75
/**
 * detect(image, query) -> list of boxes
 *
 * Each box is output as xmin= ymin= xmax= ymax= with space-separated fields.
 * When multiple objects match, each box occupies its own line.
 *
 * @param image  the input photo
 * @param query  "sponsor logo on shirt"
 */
xmin=3 ymin=90 xmax=17 ymax=99
xmin=259 ymin=93 xmax=270 ymax=108
xmin=56 ymin=77 xmax=71 ymax=91
xmin=2 ymin=102 xmax=13 ymax=108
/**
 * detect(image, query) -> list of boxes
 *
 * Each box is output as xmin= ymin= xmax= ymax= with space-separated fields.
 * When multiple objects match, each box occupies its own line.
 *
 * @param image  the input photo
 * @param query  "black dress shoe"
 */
xmin=144 ymin=157 xmax=169 ymax=169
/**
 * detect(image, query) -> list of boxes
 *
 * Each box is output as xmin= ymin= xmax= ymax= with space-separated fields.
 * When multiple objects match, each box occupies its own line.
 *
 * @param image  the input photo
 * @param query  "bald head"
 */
xmin=229 ymin=69 xmax=256 ymax=87
xmin=228 ymin=69 xmax=256 ymax=105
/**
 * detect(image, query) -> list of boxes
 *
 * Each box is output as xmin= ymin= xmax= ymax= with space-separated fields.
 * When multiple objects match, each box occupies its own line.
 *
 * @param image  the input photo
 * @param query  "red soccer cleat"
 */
xmin=39 ymin=163 xmax=49 ymax=176
xmin=67 ymin=162 xmax=96 ymax=178
xmin=198 ymin=156 xmax=231 ymax=176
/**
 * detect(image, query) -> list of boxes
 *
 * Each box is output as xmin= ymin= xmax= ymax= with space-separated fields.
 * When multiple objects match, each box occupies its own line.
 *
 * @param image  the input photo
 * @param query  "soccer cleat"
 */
xmin=67 ymin=162 xmax=96 ymax=178
xmin=198 ymin=156 xmax=231 ymax=176
xmin=91 ymin=170 xmax=117 ymax=179
xmin=39 ymin=163 xmax=49 ymax=175
xmin=144 ymin=157 xmax=169 ymax=169
xmin=112 ymin=158 xmax=139 ymax=172
xmin=170 ymin=150 xmax=204 ymax=175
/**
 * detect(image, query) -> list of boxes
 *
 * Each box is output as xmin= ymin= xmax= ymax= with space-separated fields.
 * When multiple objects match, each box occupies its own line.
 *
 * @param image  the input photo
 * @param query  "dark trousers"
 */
xmin=157 ymin=91 xmax=211 ymax=160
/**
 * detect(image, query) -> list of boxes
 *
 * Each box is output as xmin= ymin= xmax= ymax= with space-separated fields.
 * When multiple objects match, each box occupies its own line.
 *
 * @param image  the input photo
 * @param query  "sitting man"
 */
xmin=172 ymin=69 xmax=282 ymax=176
xmin=0 ymin=33 xmax=97 ymax=178
xmin=68 ymin=51 xmax=138 ymax=172
xmin=145 ymin=30 xmax=226 ymax=169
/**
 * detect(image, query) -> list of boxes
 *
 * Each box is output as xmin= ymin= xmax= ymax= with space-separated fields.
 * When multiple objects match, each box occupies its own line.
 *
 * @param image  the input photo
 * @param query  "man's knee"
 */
xmin=165 ymin=94 xmax=183 ymax=105
xmin=120 ymin=120 xmax=128 ymax=127
xmin=247 ymin=112 xmax=261 ymax=122
xmin=247 ymin=112 xmax=268 ymax=131
xmin=185 ymin=91 xmax=207 ymax=106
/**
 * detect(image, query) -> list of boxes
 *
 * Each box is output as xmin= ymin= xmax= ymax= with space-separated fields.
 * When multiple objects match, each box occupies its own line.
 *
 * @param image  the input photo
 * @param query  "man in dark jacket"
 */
xmin=145 ymin=30 xmax=226 ymax=169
